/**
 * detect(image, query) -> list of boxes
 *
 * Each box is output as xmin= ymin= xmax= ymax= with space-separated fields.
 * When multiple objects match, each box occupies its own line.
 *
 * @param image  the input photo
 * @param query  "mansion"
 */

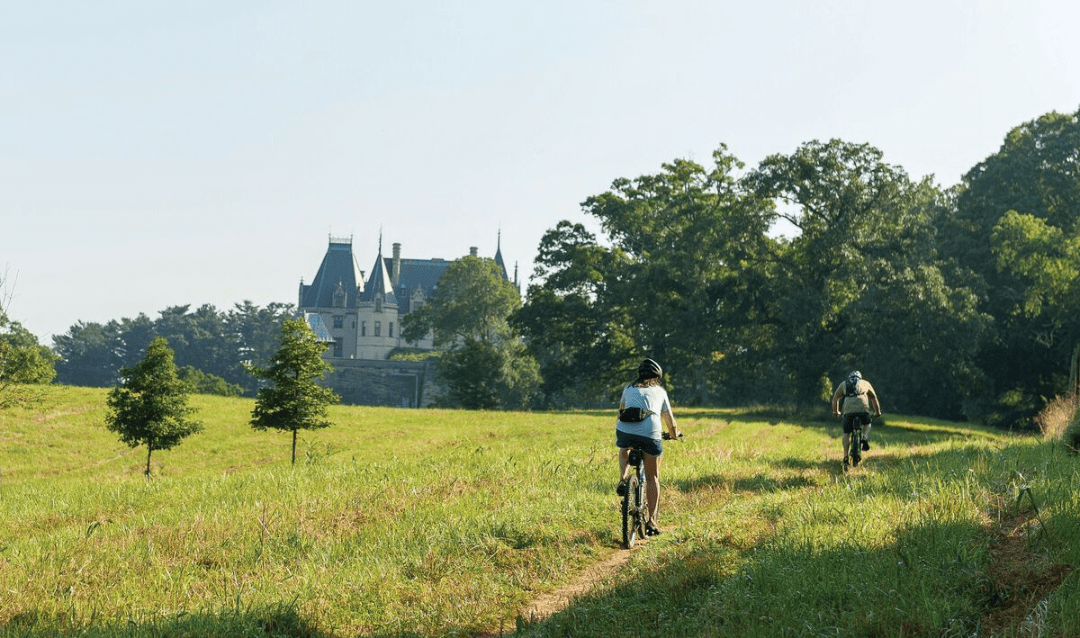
xmin=298 ymin=236 xmax=518 ymax=360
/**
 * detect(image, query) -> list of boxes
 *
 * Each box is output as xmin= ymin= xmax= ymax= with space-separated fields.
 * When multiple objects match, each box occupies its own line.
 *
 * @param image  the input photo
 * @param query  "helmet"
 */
xmin=848 ymin=370 xmax=862 ymax=381
xmin=638 ymin=358 xmax=663 ymax=379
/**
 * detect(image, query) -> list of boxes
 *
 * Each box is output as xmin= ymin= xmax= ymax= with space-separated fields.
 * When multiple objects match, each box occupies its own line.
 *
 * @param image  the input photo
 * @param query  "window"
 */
xmin=361 ymin=321 xmax=366 ymax=337
xmin=389 ymin=322 xmax=394 ymax=338
xmin=333 ymin=339 xmax=343 ymax=358
xmin=333 ymin=316 xmax=344 ymax=329
xmin=375 ymin=321 xmax=381 ymax=337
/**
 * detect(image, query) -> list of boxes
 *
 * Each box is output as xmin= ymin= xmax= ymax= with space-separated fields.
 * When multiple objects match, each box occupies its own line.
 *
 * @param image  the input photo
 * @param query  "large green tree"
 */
xmin=945 ymin=107 xmax=1080 ymax=424
xmin=105 ymin=336 xmax=203 ymax=476
xmin=519 ymin=147 xmax=776 ymax=407
xmin=248 ymin=318 xmax=339 ymax=464
xmin=513 ymin=221 xmax=635 ymax=408
xmin=743 ymin=139 xmax=988 ymax=415
xmin=403 ymin=255 xmax=539 ymax=409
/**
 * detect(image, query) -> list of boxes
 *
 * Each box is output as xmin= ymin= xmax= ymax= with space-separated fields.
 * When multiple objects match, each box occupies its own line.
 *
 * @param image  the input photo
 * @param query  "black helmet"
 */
xmin=638 ymin=358 xmax=663 ymax=379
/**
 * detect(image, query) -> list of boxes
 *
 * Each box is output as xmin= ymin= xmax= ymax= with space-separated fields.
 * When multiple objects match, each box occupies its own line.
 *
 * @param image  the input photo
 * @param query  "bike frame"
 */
xmin=845 ymin=416 xmax=868 ymax=471
xmin=621 ymin=446 xmax=649 ymax=548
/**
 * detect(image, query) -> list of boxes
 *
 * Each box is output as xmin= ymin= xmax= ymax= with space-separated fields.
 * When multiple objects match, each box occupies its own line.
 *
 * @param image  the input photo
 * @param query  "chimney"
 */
xmin=392 ymin=242 xmax=401 ymax=286
xmin=469 ymin=246 xmax=478 ymax=257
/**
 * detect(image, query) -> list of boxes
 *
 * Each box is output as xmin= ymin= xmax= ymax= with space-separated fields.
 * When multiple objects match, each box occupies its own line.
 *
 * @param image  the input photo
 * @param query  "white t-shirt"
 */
xmin=616 ymin=383 xmax=671 ymax=440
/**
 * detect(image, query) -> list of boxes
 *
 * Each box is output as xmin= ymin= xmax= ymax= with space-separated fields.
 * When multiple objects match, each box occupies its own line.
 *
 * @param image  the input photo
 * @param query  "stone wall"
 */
xmin=321 ymin=359 xmax=442 ymax=408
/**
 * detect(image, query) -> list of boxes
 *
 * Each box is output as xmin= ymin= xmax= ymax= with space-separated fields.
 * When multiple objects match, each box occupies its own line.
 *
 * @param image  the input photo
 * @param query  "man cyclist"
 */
xmin=830 ymin=370 xmax=881 ymax=466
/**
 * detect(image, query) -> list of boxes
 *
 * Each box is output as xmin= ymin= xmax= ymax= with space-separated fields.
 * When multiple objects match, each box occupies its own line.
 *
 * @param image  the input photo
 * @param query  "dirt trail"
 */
xmin=479 ymin=540 xmax=646 ymax=636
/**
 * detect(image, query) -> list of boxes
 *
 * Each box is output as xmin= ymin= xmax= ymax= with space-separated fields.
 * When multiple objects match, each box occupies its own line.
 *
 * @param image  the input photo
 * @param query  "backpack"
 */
xmin=845 ymin=377 xmax=861 ymax=398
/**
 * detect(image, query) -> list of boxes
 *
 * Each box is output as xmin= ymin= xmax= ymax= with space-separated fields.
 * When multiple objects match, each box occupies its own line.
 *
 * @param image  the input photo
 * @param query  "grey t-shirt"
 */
xmin=616 ymin=384 xmax=672 ymax=439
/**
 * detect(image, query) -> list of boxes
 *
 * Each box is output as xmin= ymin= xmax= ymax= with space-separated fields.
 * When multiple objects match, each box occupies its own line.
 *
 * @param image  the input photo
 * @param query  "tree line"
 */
xmin=512 ymin=107 xmax=1080 ymax=428
xmin=50 ymin=301 xmax=296 ymax=395
xmin=4 ymin=106 xmax=1078 ymax=428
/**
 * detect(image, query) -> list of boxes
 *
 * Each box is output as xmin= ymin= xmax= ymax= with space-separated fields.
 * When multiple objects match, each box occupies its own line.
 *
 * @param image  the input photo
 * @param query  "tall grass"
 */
xmin=2 ymin=388 xmax=1080 ymax=637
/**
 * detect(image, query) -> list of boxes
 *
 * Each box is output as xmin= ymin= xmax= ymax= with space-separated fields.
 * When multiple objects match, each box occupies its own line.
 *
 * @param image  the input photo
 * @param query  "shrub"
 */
xmin=1035 ymin=394 xmax=1079 ymax=442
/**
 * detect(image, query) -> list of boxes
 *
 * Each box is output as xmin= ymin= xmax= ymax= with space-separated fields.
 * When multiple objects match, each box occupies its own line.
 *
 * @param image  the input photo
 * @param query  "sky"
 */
xmin=2 ymin=0 xmax=1079 ymax=343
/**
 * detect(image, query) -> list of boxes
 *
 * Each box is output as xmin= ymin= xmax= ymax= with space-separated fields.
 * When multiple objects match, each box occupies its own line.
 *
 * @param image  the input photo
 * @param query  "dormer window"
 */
xmin=333 ymin=282 xmax=347 ymax=308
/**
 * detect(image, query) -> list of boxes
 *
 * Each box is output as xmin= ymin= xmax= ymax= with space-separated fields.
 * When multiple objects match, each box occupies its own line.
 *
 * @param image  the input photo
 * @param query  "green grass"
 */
xmin=2 ymin=388 xmax=1079 ymax=637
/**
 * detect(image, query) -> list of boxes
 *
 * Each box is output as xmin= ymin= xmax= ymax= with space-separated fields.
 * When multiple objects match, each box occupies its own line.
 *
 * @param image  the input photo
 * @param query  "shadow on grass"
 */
xmin=0 ymin=601 xmax=330 ymax=638
xmin=503 ymin=439 xmax=1077 ymax=638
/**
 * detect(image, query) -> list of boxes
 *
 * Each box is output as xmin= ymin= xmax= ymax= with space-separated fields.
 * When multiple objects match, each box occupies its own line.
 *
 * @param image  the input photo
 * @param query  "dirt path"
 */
xmin=479 ymin=540 xmax=647 ymax=637
xmin=978 ymin=505 xmax=1071 ymax=636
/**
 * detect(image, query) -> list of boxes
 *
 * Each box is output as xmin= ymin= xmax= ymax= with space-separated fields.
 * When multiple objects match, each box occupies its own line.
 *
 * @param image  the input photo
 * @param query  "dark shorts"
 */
xmin=616 ymin=430 xmax=663 ymax=456
xmin=842 ymin=412 xmax=871 ymax=434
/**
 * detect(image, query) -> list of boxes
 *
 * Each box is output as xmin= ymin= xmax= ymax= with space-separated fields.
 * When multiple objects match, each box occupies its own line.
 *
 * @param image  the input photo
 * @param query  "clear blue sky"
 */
xmin=3 ymin=0 xmax=1079 ymax=342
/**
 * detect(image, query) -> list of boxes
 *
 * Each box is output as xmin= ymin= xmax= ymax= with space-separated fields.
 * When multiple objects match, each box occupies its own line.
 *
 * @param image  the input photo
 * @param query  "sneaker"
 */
xmin=852 ymin=454 xmax=861 ymax=467
xmin=861 ymin=440 xmax=870 ymax=452
xmin=616 ymin=479 xmax=628 ymax=496
xmin=645 ymin=523 xmax=661 ymax=536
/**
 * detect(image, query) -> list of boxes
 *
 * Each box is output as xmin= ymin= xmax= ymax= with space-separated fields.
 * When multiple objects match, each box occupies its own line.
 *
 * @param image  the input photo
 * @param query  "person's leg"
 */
xmin=842 ymin=432 xmax=851 ymax=459
xmin=618 ymin=447 xmax=630 ymax=480
xmin=863 ymin=416 xmax=872 ymax=446
xmin=644 ymin=453 xmax=662 ymax=524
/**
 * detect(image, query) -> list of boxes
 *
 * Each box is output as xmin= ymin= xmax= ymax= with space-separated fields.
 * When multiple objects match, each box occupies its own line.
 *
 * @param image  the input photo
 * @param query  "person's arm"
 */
xmin=661 ymin=410 xmax=681 ymax=439
xmin=616 ymin=399 xmax=626 ymax=425
xmin=867 ymin=387 xmax=882 ymax=418
xmin=831 ymin=386 xmax=843 ymax=417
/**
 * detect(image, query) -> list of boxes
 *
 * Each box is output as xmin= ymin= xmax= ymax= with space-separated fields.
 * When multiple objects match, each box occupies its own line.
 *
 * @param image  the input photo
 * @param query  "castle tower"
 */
xmin=297 ymin=236 xmax=363 ymax=358
xmin=356 ymin=238 xmax=400 ymax=360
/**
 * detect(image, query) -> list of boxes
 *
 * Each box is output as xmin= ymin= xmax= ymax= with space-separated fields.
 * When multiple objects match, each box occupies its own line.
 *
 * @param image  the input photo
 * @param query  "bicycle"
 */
xmin=619 ymin=432 xmax=679 ymax=549
xmin=843 ymin=414 xmax=870 ymax=472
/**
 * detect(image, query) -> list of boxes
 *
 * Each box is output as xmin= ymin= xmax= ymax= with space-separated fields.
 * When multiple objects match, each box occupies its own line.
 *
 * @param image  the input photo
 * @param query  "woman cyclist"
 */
xmin=615 ymin=358 xmax=681 ymax=536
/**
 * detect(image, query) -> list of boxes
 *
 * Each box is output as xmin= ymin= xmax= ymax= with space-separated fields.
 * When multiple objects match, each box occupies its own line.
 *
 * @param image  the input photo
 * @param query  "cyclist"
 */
xmin=830 ymin=370 xmax=882 ymax=466
xmin=615 ymin=358 xmax=681 ymax=536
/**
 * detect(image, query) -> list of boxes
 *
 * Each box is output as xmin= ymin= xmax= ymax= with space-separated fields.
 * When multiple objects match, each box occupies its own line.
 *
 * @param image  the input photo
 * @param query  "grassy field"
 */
xmin=2 ymin=386 xmax=1079 ymax=637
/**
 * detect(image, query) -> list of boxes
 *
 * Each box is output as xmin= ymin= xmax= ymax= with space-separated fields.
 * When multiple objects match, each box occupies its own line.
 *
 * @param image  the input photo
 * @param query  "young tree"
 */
xmin=248 ymin=317 xmax=339 ymax=464
xmin=105 ymin=336 xmax=203 ymax=476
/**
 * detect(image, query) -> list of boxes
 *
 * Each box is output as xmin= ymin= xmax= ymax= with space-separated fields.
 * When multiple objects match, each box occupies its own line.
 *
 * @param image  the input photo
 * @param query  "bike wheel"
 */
xmin=634 ymin=469 xmax=648 ymax=540
xmin=622 ymin=474 xmax=639 ymax=548
xmin=849 ymin=427 xmax=862 ymax=468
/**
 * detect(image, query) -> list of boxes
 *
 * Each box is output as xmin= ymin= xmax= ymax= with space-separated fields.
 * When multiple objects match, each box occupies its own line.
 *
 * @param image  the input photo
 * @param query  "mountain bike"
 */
xmin=619 ymin=432 xmax=680 ymax=549
xmin=844 ymin=415 xmax=870 ymax=472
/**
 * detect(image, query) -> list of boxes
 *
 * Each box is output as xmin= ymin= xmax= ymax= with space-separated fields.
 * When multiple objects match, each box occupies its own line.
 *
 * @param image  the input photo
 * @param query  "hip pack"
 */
xmin=619 ymin=407 xmax=656 ymax=423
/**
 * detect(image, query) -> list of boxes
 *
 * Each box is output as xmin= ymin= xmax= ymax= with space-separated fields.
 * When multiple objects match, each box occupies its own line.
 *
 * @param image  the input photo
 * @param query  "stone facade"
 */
xmin=320 ymin=358 xmax=441 ymax=408
xmin=298 ymin=235 xmax=514 ymax=407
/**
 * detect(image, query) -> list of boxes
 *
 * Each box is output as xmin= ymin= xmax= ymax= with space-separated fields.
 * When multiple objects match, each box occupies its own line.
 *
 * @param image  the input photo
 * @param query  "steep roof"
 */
xmin=302 ymin=312 xmax=334 ymax=342
xmin=390 ymin=257 xmax=452 ymax=298
xmin=299 ymin=239 xmax=364 ymax=309
xmin=360 ymin=246 xmax=398 ymax=305
xmin=494 ymin=245 xmax=509 ymax=281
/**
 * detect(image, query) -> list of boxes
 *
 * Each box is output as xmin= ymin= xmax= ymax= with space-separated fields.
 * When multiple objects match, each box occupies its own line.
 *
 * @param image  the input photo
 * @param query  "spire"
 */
xmin=494 ymin=230 xmax=509 ymax=281
xmin=359 ymin=239 xmax=397 ymax=305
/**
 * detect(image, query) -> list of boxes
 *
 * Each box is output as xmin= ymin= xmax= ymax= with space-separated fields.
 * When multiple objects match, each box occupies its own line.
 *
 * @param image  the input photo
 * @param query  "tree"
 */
xmin=248 ymin=318 xmax=339 ymax=464
xmin=52 ymin=301 xmax=294 ymax=394
xmin=53 ymin=320 xmax=124 ymax=387
xmin=105 ymin=337 xmax=203 ymax=476
xmin=403 ymin=255 xmax=540 ymax=409
xmin=744 ymin=139 xmax=989 ymax=415
xmin=0 ymin=311 xmax=57 ymax=410
xmin=512 ymin=222 xmax=635 ymax=407
xmin=945 ymin=107 xmax=1080 ymax=424
xmin=580 ymin=148 xmax=775 ymax=405
xmin=518 ymin=148 xmax=775 ymax=407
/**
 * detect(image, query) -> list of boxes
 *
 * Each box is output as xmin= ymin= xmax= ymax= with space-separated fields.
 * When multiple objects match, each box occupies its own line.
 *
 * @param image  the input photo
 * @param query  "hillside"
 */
xmin=1 ymin=386 xmax=1078 ymax=637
